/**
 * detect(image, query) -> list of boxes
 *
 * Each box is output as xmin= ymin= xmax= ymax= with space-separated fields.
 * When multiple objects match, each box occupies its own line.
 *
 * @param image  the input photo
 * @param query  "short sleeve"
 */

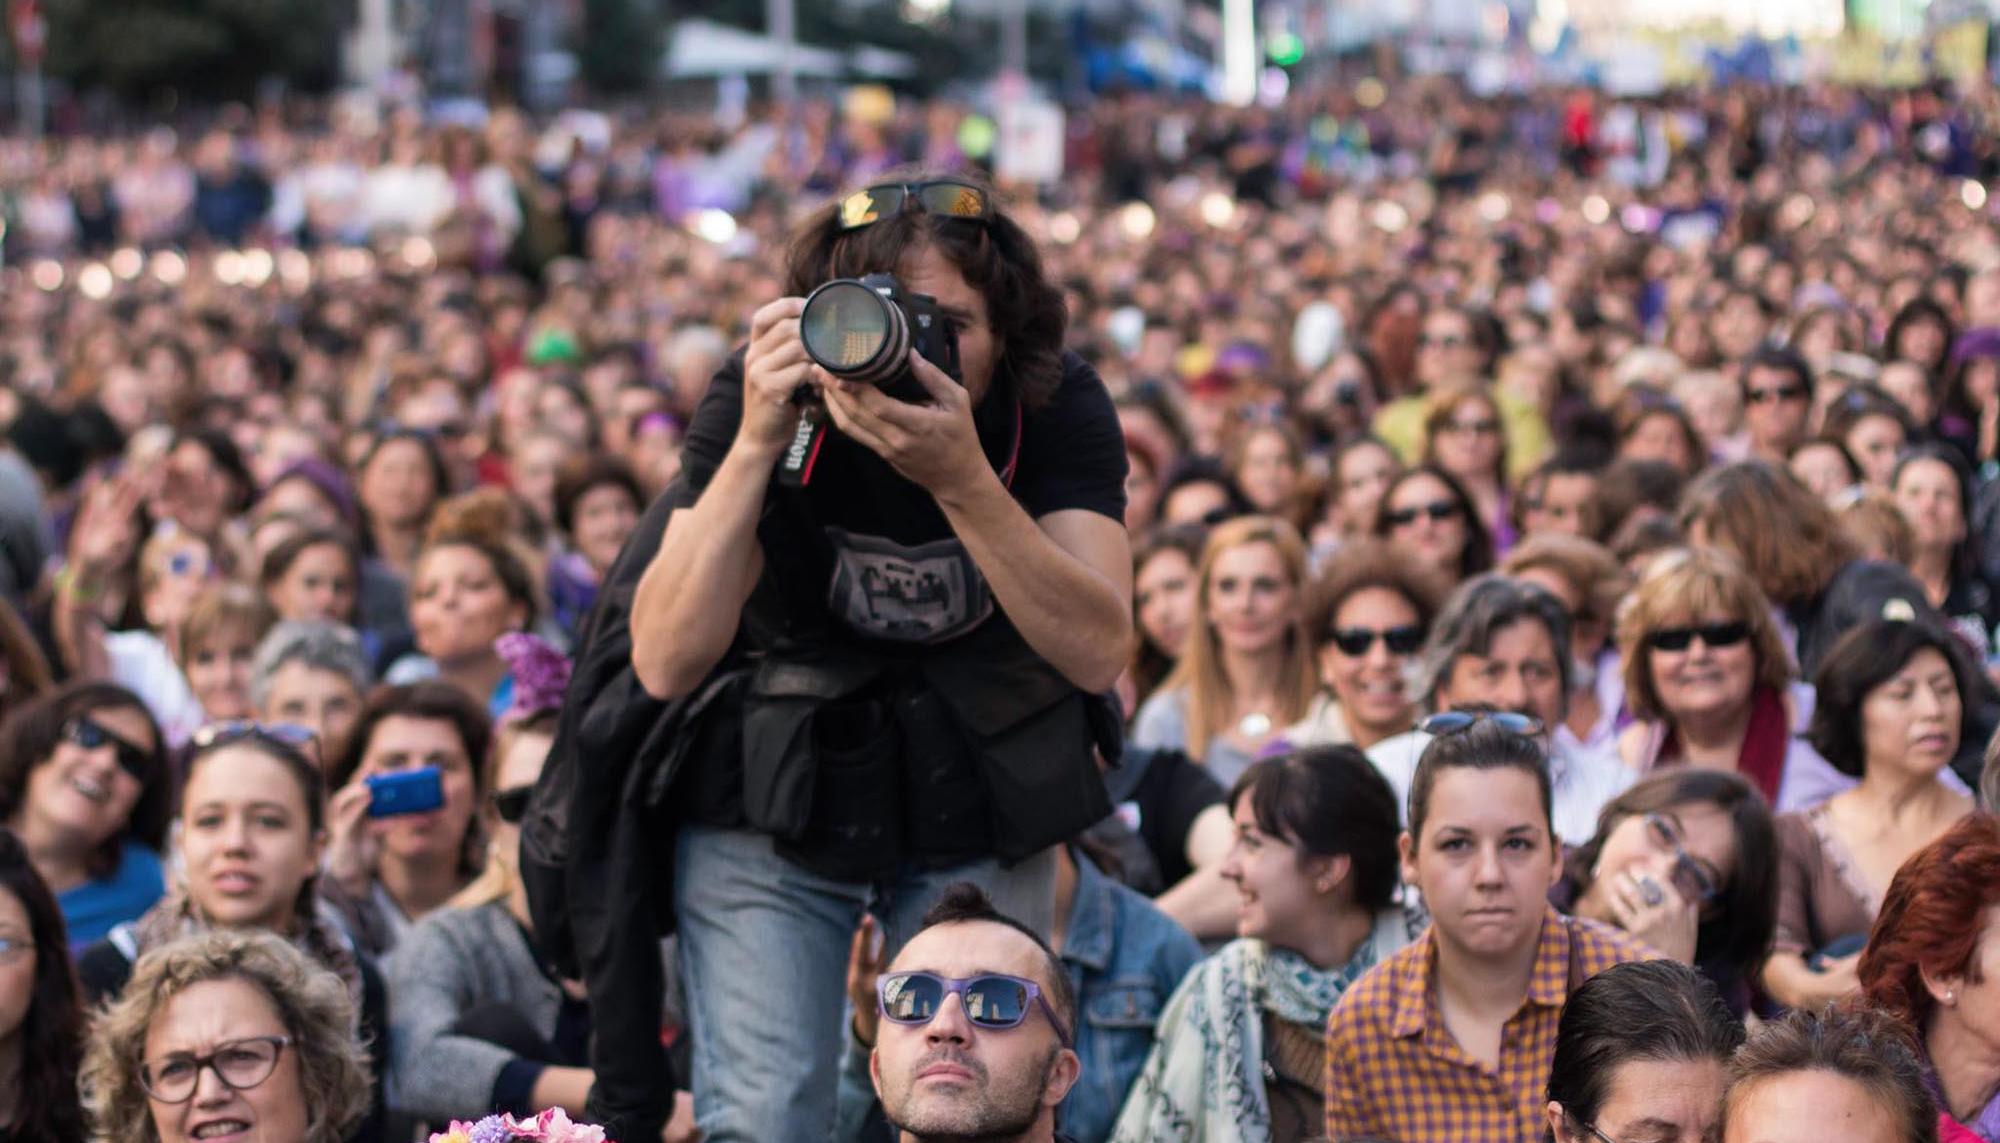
xmin=1010 ymin=353 xmax=1128 ymax=523
xmin=680 ymin=349 xmax=749 ymax=495
xmin=1771 ymin=813 xmax=1819 ymax=955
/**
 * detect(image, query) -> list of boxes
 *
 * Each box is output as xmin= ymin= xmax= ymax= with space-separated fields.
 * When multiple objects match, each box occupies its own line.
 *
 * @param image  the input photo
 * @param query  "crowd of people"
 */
xmin=3 ymin=61 xmax=2000 ymax=1143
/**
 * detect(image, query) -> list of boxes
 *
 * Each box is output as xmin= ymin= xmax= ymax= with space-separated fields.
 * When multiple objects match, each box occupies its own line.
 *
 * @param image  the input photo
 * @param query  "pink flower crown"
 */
xmin=429 ymin=1108 xmax=608 ymax=1143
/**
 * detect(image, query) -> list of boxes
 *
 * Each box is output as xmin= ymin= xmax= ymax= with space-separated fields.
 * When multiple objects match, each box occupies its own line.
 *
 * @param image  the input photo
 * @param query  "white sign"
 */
xmin=996 ymin=101 xmax=1065 ymax=185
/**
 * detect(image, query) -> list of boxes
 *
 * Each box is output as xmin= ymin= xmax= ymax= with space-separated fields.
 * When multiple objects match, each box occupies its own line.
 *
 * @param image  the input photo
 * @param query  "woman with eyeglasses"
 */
xmin=73 ymin=720 xmax=390 ymax=1139
xmin=1423 ymin=383 xmax=1514 ymax=551
xmin=1371 ymin=464 xmax=1494 ymax=588
xmin=0 ymin=827 xmax=88 ymax=1142
xmin=1280 ymin=542 xmax=1446 ymax=753
xmin=1764 ymin=619 xmax=1976 ymax=1012
xmin=1112 ymin=746 xmax=1424 ymax=1142
xmin=1555 ymin=769 xmax=1777 ymax=1009
xmin=1614 ymin=547 xmax=1844 ymax=814
xmin=0 ymin=681 xmax=169 ymax=950
xmin=385 ymin=634 xmax=697 ymax=1136
xmin=80 ymin=929 xmax=370 ymax=1143
xmin=1130 ymin=517 xmax=1321 ymax=787
xmin=1544 ymin=959 xmax=1744 ymax=1143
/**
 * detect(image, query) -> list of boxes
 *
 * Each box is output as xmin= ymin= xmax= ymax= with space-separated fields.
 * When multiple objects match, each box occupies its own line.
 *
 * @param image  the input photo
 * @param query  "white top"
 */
xmin=103 ymin=628 xmax=205 ymax=748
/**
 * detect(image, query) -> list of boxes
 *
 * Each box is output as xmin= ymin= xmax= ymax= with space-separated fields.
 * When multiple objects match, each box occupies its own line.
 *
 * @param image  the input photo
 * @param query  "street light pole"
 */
xmin=768 ymin=0 xmax=796 ymax=106
xmin=1000 ymin=0 xmax=1028 ymax=85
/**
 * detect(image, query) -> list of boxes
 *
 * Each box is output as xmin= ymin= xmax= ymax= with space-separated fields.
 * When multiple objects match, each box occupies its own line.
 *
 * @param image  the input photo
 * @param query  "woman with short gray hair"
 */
xmin=250 ymin=620 xmax=372 ymax=760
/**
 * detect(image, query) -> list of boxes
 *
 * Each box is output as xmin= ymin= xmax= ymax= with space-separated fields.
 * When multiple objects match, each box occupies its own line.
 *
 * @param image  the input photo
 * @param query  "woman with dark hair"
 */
xmin=1423 ymin=383 xmax=1513 ymax=549
xmin=1157 ymin=457 xmax=1254 ymax=529
xmin=1225 ymin=420 xmax=1309 ymax=530
xmin=1314 ymin=435 xmax=1400 ymax=551
xmin=1721 ymin=1005 xmax=1939 ymax=1143
xmin=260 ymin=529 xmax=363 ymax=628
xmin=0 ymin=827 xmax=88 ymax=1141
xmin=1556 ymin=769 xmax=1778 ymax=1009
xmin=1860 ymin=812 xmax=2000 ymax=1141
xmin=385 ymin=508 xmax=537 ymax=720
xmin=1790 ymin=438 xmax=1865 ymax=503
xmin=1614 ymin=387 xmax=1707 ymax=480
xmin=1372 ymin=464 xmax=1494 ymax=586
xmin=543 ymin=454 xmax=643 ymax=640
xmin=74 ymin=723 xmax=390 ymax=1139
xmin=1544 ymin=959 xmax=1744 ymax=1143
xmin=321 ymin=680 xmax=492 ymax=958
xmin=1764 ymin=620 xmax=1977 ymax=1011
xmin=1827 ymin=386 xmax=1914 ymax=489
xmin=1503 ymin=534 xmax=1630 ymax=757
xmin=1885 ymin=297 xmax=1958 ymax=378
xmin=1126 ymin=524 xmax=1208 ymax=711
xmin=153 ymin=428 xmax=254 ymax=546
xmin=1892 ymin=444 xmax=1999 ymax=655
xmin=1112 ymin=746 xmax=1424 ymax=1142
xmin=1937 ymin=331 xmax=2000 ymax=473
xmin=354 ymin=428 xmax=449 ymax=581
xmin=1281 ymin=542 xmax=1447 ymax=752
xmin=0 ymin=681 xmax=170 ymax=948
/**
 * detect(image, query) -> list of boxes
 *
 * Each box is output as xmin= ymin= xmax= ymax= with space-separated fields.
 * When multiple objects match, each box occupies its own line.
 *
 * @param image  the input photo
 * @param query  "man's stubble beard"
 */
xmin=884 ymin=1044 xmax=1061 ymax=1143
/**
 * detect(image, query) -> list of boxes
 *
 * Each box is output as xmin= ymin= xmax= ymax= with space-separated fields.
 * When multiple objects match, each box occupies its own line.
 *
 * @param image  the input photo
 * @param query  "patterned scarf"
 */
xmin=127 ymin=887 xmax=365 ymax=1015
xmin=1109 ymin=904 xmax=1427 ymax=1143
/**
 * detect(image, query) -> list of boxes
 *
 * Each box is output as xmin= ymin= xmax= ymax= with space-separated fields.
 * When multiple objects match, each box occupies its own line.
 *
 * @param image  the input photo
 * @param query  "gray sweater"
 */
xmin=384 ymin=901 xmax=562 ymax=1123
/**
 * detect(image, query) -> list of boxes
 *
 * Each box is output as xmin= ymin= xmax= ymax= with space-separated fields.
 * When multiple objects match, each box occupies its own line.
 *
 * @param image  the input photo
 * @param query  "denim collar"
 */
xmin=1061 ymin=848 xmax=1118 ymax=973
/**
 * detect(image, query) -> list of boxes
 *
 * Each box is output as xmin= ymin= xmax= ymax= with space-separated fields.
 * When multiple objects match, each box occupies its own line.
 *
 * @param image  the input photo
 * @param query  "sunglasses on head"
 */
xmin=1418 ymin=710 xmax=1544 ymax=738
xmin=1329 ymin=625 xmax=1425 ymax=656
xmin=1384 ymin=501 xmax=1459 ymax=527
xmin=62 ymin=715 xmax=153 ymax=779
xmin=190 ymin=721 xmax=318 ymax=760
xmin=838 ymin=181 xmax=992 ymax=231
xmin=1645 ymin=621 xmax=1750 ymax=653
xmin=877 ymin=970 xmax=1071 ymax=1046
xmin=491 ymin=785 xmax=534 ymax=825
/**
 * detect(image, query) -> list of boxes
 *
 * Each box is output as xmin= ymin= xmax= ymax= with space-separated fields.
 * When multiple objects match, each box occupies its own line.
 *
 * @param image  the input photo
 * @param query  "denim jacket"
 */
xmin=837 ymin=851 xmax=1204 ymax=1143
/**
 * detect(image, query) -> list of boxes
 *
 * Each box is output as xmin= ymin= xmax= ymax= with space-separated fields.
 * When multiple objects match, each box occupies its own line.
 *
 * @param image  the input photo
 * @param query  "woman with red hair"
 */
xmin=1859 ymin=812 xmax=2000 ymax=1142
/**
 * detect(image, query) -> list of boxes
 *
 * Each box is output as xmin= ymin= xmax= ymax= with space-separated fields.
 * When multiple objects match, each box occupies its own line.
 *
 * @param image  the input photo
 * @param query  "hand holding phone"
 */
xmin=364 ymin=766 xmax=445 ymax=818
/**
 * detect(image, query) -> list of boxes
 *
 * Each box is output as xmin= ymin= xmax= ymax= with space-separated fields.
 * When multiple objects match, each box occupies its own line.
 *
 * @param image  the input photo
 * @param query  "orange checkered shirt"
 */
xmin=1322 ymin=907 xmax=1655 ymax=1143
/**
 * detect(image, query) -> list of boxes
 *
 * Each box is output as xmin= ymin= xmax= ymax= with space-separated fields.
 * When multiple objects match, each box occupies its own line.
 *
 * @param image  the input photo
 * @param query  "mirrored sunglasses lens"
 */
xmin=882 ymin=973 xmax=941 ymax=1022
xmin=919 ymin=183 xmax=986 ymax=218
xmin=841 ymin=187 xmax=901 ymax=228
xmin=965 ymin=977 xmax=1029 ymax=1026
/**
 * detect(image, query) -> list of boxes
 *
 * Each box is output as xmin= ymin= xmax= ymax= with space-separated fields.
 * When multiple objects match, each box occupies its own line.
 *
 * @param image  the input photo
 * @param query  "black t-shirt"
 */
xmin=680 ymin=348 xmax=1128 ymax=647
xmin=1089 ymin=746 xmax=1225 ymax=892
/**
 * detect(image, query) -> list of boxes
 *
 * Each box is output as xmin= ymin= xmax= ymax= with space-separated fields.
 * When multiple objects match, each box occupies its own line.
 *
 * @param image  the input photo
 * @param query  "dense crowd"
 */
xmin=2 ymin=66 xmax=2000 ymax=1143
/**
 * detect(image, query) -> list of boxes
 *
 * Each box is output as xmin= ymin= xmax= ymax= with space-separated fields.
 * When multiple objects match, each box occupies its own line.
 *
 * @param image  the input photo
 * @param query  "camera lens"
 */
xmin=801 ymin=280 xmax=909 ymax=386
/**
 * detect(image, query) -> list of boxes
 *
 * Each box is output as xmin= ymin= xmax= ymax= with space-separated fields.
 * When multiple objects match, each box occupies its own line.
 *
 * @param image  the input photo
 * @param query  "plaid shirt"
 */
xmin=1323 ymin=907 xmax=1654 ymax=1143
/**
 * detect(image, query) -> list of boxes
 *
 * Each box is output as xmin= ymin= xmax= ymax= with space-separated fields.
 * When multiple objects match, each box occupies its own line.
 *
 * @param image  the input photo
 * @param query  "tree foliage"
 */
xmin=580 ymin=0 xmax=665 ymax=94
xmin=43 ymin=0 xmax=343 ymax=100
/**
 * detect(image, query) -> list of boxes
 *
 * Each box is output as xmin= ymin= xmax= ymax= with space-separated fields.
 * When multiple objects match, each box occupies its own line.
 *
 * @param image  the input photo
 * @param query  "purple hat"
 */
xmin=496 ymin=632 xmax=572 ymax=724
xmin=268 ymin=458 xmax=361 ymax=531
xmin=1950 ymin=326 xmax=2000 ymax=366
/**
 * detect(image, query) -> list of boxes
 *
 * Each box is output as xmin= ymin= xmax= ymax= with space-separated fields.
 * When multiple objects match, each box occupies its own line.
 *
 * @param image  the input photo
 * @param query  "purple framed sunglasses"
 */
xmin=876 ymin=971 xmax=1072 ymax=1047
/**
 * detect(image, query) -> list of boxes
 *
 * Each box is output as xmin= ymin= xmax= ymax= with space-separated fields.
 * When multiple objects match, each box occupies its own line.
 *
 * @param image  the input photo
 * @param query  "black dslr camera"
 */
xmin=798 ymin=273 xmax=961 ymax=403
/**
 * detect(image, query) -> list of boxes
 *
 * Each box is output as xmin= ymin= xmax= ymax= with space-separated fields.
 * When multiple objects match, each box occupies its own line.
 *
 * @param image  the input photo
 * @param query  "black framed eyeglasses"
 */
xmin=877 ymin=971 xmax=1071 ymax=1047
xmin=491 ymin=785 xmax=534 ymax=825
xmin=1644 ymin=621 xmax=1749 ymax=653
xmin=1328 ymin=625 xmax=1425 ymax=657
xmin=62 ymin=716 xmax=154 ymax=780
xmin=1646 ymin=813 xmax=1723 ymax=905
xmin=838 ymin=181 xmax=992 ymax=231
xmin=139 ymin=1035 xmax=291 ymax=1104
xmin=1418 ymin=710 xmax=1544 ymax=738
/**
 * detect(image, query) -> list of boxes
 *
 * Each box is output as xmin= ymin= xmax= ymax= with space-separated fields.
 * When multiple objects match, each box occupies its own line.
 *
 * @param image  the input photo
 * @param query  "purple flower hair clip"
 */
xmin=495 ymin=632 xmax=572 ymax=724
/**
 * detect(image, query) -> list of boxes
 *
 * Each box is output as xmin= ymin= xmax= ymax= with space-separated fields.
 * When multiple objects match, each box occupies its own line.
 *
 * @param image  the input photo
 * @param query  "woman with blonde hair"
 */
xmin=1422 ymin=383 xmax=1513 ymax=551
xmin=1131 ymin=516 xmax=1321 ymax=787
xmin=1501 ymin=534 xmax=1630 ymax=757
xmin=81 ymin=929 xmax=371 ymax=1143
xmin=1614 ymin=547 xmax=1845 ymax=812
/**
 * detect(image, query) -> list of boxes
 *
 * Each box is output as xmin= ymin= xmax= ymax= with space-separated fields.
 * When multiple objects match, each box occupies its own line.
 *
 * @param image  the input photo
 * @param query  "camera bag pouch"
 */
xmin=778 ymin=688 xmax=906 ymax=881
xmin=740 ymin=656 xmax=885 ymax=842
xmin=897 ymin=685 xmax=993 ymax=864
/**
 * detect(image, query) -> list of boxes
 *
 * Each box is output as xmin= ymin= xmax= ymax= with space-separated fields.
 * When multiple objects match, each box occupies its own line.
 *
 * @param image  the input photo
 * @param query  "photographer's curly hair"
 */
xmin=784 ymin=169 xmax=1070 ymax=408
xmin=82 ymin=930 xmax=371 ymax=1143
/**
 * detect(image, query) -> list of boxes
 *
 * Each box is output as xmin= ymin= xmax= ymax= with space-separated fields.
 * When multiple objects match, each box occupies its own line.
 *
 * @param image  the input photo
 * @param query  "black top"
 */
xmin=1093 ymin=746 xmax=1225 ymax=892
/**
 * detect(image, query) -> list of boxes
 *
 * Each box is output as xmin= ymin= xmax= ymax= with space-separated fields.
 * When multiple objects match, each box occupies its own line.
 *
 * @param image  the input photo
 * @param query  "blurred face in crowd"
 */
xmin=1334 ymin=442 xmax=1398 ymax=537
xmin=1402 ymin=764 xmax=1560 ymax=962
xmin=1135 ymin=546 xmax=1197 ymax=661
xmin=1234 ymin=428 xmax=1299 ymax=517
xmin=142 ymin=978 xmax=309 ymax=1143
xmin=268 ymin=542 xmax=356 ymax=625
xmin=354 ymin=714 xmax=477 ymax=870
xmin=1741 ymin=365 xmax=1810 ymax=456
xmin=571 ymin=483 xmax=640 ymax=575
xmin=1621 ymin=412 xmax=1697 ymax=476
xmin=1203 ymin=540 xmax=1297 ymax=660
xmin=870 ymin=921 xmax=1077 ymax=1141
xmin=510 ymin=434 xmax=568 ymax=528
xmin=1160 ymin=479 xmax=1232 ymax=528
xmin=1383 ymin=472 xmax=1469 ymax=574
xmin=1520 ymin=472 xmax=1597 ymax=539
xmin=1431 ymin=395 xmax=1504 ymax=485
xmin=409 ymin=543 xmax=527 ymax=664
xmin=161 ymin=440 xmax=239 ymax=539
xmin=18 ymin=703 xmax=154 ymax=864
xmin=257 ymin=662 xmax=362 ymax=761
xmin=1878 ymin=360 xmax=1935 ymax=425
xmin=179 ymin=745 xmax=322 ymax=931
xmin=1646 ymin=609 xmax=1757 ymax=726
xmin=1844 ymin=414 xmax=1905 ymax=489
xmin=1893 ymin=456 xmax=1965 ymax=557
xmin=1789 ymin=442 xmax=1857 ymax=503
xmin=1416 ymin=309 xmax=1482 ymax=389
xmin=1436 ymin=618 xmax=1566 ymax=734
xmin=357 ymin=438 xmax=439 ymax=531
xmin=185 ymin=624 xmax=260 ymax=722
xmin=1319 ymin=587 xmax=1421 ymax=744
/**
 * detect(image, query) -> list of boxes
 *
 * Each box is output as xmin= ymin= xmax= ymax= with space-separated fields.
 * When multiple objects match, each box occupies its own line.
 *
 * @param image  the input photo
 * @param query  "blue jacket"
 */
xmin=837 ymin=851 xmax=1204 ymax=1143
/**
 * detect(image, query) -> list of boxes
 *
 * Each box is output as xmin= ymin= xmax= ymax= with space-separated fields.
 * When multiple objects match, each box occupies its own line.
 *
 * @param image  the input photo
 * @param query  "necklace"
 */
xmin=1238 ymin=711 xmax=1273 ymax=739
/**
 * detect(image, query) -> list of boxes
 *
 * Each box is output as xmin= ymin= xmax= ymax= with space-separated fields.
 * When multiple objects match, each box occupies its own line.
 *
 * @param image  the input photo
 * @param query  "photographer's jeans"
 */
xmin=674 ymin=823 xmax=1058 ymax=1143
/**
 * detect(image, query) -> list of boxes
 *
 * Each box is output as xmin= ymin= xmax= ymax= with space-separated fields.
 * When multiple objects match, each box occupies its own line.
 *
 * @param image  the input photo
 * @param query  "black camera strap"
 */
xmin=777 ymin=405 xmax=828 ymax=488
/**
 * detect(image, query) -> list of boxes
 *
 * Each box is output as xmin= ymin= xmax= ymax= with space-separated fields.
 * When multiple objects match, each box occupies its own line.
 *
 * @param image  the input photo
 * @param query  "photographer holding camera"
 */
xmin=627 ymin=175 xmax=1133 ymax=1141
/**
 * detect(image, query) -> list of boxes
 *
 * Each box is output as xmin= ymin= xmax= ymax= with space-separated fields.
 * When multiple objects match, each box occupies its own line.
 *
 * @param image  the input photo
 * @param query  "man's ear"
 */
xmin=1042 ymin=1047 xmax=1083 ymax=1109
xmin=868 ymin=1047 xmax=885 ymax=1099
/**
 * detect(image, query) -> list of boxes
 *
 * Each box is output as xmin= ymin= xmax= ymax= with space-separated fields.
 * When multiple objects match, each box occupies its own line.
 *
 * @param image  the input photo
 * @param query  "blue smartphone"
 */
xmin=364 ymin=766 xmax=445 ymax=818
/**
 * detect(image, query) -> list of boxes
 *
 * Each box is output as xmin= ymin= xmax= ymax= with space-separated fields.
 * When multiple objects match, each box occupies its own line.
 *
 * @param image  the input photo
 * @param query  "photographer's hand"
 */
xmin=740 ymin=297 xmax=813 ymax=451
xmin=818 ymin=350 xmax=984 ymax=498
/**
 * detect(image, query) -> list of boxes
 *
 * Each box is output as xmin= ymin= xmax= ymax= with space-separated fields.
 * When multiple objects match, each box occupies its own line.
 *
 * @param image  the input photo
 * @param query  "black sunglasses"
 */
xmin=62 ymin=716 xmax=153 ymax=779
xmin=491 ymin=785 xmax=534 ymax=825
xmin=1418 ymin=710 xmax=1545 ymax=737
xmin=1645 ymin=621 xmax=1750 ymax=653
xmin=1744 ymin=384 xmax=1806 ymax=405
xmin=1329 ymin=625 xmax=1425 ymax=656
xmin=1384 ymin=501 xmax=1460 ymax=527
xmin=838 ymin=181 xmax=992 ymax=231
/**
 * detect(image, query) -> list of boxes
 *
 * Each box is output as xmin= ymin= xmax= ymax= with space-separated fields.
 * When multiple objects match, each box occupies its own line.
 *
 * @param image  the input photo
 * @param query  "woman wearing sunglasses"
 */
xmin=386 ymin=635 xmax=698 ymax=1137
xmin=1279 ymin=542 xmax=1446 ymax=753
xmin=1764 ymin=619 xmax=1977 ymax=1012
xmin=81 ymin=929 xmax=370 ymax=1143
xmin=1130 ymin=517 xmax=1320 ymax=787
xmin=73 ymin=719 xmax=390 ymax=1139
xmin=1112 ymin=746 xmax=1423 ymax=1142
xmin=1614 ymin=547 xmax=1845 ymax=813
xmin=1370 ymin=464 xmax=1493 ymax=589
xmin=0 ymin=681 xmax=170 ymax=950
xmin=1555 ymin=770 xmax=1778 ymax=1011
